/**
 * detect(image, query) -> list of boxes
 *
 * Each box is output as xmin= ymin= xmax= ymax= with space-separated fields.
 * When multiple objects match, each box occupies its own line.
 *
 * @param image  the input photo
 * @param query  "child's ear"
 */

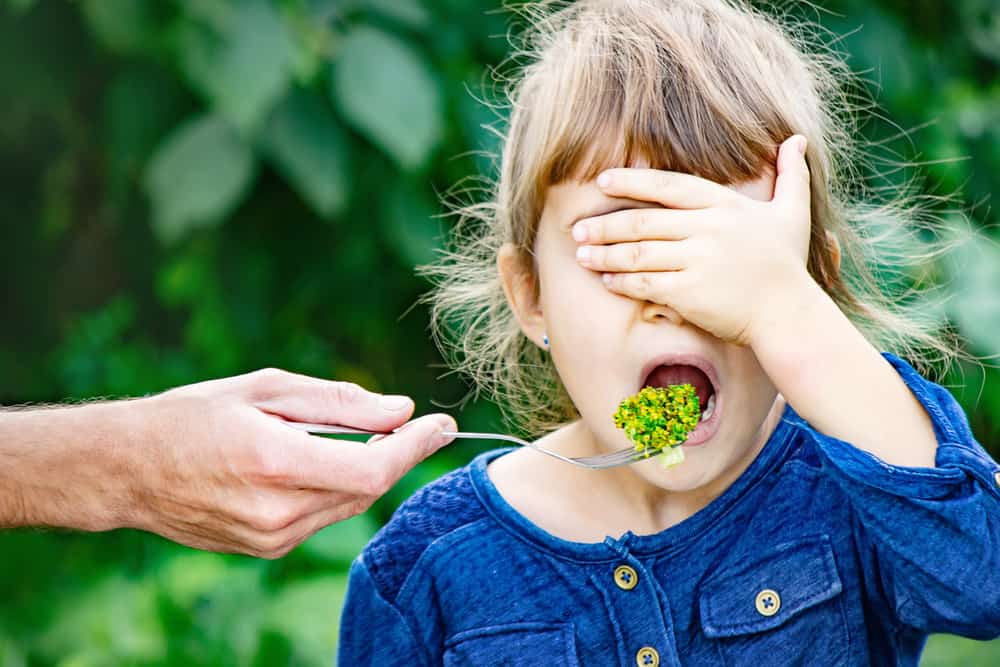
xmin=498 ymin=243 xmax=547 ymax=349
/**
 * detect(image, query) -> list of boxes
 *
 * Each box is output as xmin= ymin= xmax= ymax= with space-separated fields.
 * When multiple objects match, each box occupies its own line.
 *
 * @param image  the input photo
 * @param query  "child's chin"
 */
xmin=633 ymin=457 xmax=711 ymax=491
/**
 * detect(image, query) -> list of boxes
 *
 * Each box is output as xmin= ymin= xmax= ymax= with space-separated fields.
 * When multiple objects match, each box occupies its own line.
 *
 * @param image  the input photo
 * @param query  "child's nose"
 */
xmin=641 ymin=301 xmax=684 ymax=325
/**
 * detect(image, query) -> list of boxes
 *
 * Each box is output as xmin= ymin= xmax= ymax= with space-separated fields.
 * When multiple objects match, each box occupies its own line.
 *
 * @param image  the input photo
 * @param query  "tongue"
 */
xmin=645 ymin=365 xmax=713 ymax=410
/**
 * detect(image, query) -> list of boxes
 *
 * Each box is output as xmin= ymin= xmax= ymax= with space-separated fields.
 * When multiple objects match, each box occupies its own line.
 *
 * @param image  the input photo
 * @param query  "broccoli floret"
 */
xmin=612 ymin=384 xmax=700 ymax=468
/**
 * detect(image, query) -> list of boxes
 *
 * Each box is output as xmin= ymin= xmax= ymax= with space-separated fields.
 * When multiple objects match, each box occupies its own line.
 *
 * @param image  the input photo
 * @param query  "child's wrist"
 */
xmin=747 ymin=270 xmax=824 ymax=350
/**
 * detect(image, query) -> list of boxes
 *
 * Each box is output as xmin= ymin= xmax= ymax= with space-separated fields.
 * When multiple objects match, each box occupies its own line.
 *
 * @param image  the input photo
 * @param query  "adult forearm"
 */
xmin=0 ymin=401 xmax=139 ymax=530
xmin=749 ymin=274 xmax=938 ymax=468
xmin=0 ymin=370 xmax=454 ymax=557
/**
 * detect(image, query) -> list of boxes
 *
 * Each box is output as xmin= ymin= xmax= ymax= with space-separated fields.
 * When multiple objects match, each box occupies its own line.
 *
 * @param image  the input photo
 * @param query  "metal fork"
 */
xmin=284 ymin=422 xmax=663 ymax=470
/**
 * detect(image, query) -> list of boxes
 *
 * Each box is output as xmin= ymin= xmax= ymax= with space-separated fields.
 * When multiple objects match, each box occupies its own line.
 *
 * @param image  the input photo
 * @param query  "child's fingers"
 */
xmin=595 ymin=168 xmax=741 ymax=210
xmin=601 ymin=270 xmax=686 ymax=304
xmin=772 ymin=134 xmax=811 ymax=221
xmin=576 ymin=241 xmax=691 ymax=273
xmin=572 ymin=208 xmax=701 ymax=244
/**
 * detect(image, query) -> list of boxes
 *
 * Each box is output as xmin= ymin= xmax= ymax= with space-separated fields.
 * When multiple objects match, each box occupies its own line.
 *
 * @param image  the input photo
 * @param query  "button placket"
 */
xmin=615 ymin=564 xmax=639 ymax=590
xmin=595 ymin=554 xmax=671 ymax=666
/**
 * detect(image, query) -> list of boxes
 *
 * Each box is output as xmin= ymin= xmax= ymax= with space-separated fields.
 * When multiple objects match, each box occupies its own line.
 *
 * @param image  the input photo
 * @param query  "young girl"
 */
xmin=339 ymin=0 xmax=1000 ymax=663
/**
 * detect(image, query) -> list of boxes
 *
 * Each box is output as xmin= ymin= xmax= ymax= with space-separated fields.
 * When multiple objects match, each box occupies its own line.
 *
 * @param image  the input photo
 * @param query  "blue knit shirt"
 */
xmin=339 ymin=352 xmax=1000 ymax=665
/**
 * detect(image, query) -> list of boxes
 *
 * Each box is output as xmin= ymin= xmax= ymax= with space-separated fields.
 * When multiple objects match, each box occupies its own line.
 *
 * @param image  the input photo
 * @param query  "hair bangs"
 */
xmin=534 ymin=9 xmax=782 ymax=191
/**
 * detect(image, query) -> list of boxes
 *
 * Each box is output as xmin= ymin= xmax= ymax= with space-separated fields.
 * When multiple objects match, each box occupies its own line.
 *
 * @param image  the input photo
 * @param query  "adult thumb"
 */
xmin=772 ymin=134 xmax=811 ymax=220
xmin=366 ymin=414 xmax=458 ymax=488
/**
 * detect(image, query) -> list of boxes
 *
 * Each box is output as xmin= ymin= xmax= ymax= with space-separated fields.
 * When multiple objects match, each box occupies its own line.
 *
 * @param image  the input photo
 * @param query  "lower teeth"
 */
xmin=700 ymin=394 xmax=717 ymax=422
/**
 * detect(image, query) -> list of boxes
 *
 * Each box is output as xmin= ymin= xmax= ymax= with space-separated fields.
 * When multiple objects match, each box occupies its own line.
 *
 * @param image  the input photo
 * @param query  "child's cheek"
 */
xmin=540 ymin=250 xmax=630 ymax=384
xmin=536 ymin=231 xmax=629 ymax=368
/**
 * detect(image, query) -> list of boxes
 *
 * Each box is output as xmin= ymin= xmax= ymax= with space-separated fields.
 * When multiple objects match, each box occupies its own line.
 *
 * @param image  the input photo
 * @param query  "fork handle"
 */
xmin=284 ymin=421 xmax=520 ymax=446
xmin=284 ymin=421 xmax=641 ymax=470
xmin=284 ymin=421 xmax=463 ymax=438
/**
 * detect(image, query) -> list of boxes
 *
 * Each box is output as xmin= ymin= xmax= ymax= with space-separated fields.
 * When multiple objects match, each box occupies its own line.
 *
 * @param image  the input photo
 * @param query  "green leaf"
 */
xmin=332 ymin=26 xmax=442 ymax=171
xmin=158 ymin=551 xmax=232 ymax=608
xmin=4 ymin=0 xmax=37 ymax=14
xmin=264 ymin=89 xmax=350 ymax=219
xmin=177 ymin=0 xmax=297 ymax=132
xmin=144 ymin=114 xmax=256 ymax=243
xmin=922 ymin=634 xmax=1000 ymax=667
xmin=156 ymin=245 xmax=212 ymax=307
xmin=158 ymin=555 xmax=266 ymax=664
xmin=103 ymin=68 xmax=185 ymax=207
xmin=81 ymin=0 xmax=165 ymax=55
xmin=368 ymin=0 xmax=432 ymax=30
xmin=299 ymin=512 xmax=378 ymax=564
xmin=37 ymin=574 xmax=166 ymax=663
xmin=960 ymin=0 xmax=1000 ymax=62
xmin=943 ymin=229 xmax=1000 ymax=359
xmin=381 ymin=180 xmax=444 ymax=269
xmin=264 ymin=575 xmax=348 ymax=665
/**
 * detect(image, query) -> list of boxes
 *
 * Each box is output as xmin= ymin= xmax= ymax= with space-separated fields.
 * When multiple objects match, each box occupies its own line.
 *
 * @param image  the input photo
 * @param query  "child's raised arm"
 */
xmin=789 ymin=351 xmax=1000 ymax=638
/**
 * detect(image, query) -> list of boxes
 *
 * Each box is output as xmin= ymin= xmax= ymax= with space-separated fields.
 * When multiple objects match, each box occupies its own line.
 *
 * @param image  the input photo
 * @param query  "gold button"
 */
xmin=755 ymin=589 xmax=781 ymax=616
xmin=994 ymin=471 xmax=1000 ymax=488
xmin=635 ymin=646 xmax=660 ymax=667
xmin=614 ymin=564 xmax=639 ymax=590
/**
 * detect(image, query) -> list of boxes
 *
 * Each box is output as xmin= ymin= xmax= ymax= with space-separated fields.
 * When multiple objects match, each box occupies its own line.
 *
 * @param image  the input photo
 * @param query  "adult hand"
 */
xmin=572 ymin=134 xmax=814 ymax=347
xmin=0 ymin=369 xmax=455 ymax=558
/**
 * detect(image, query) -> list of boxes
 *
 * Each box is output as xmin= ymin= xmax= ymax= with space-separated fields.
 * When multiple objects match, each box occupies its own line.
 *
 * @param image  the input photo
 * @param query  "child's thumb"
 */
xmin=772 ymin=134 xmax=811 ymax=220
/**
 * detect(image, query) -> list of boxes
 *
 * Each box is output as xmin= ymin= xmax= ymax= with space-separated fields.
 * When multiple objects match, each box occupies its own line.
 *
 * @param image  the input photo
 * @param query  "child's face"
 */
xmin=502 ymin=168 xmax=784 ymax=494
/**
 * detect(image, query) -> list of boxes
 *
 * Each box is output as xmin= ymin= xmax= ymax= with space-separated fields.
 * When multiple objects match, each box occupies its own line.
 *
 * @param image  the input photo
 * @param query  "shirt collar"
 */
xmin=468 ymin=401 xmax=799 ymax=562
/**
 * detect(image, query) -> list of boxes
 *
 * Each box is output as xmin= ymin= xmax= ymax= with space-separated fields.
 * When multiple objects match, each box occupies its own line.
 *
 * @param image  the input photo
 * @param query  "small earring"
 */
xmin=542 ymin=334 xmax=550 ymax=349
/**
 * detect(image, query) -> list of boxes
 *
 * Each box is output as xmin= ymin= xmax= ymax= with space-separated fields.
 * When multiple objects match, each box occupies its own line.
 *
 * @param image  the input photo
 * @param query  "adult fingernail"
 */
xmin=430 ymin=417 xmax=456 ymax=447
xmin=380 ymin=394 xmax=412 ymax=411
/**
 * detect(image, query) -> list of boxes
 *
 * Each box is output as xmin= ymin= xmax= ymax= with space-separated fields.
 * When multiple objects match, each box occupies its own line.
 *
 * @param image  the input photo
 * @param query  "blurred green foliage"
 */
xmin=0 ymin=0 xmax=997 ymax=663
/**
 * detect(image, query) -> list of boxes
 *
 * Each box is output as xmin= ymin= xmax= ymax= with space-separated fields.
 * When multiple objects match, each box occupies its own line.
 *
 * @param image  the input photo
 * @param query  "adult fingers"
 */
xmin=149 ymin=510 xmax=257 ymax=555
xmin=596 ymin=168 xmax=742 ymax=210
xmin=248 ymin=368 xmax=416 ymax=432
xmin=271 ymin=413 xmax=456 ymax=494
xmin=339 ymin=413 xmax=457 ymax=494
xmin=249 ymin=501 xmax=373 ymax=559
xmin=577 ymin=240 xmax=692 ymax=273
xmin=572 ymin=208 xmax=701 ymax=244
xmin=205 ymin=488 xmax=346 ymax=558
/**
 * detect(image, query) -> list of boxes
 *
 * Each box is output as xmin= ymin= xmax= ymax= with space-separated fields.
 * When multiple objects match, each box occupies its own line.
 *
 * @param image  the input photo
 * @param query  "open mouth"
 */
xmin=640 ymin=356 xmax=720 ymax=426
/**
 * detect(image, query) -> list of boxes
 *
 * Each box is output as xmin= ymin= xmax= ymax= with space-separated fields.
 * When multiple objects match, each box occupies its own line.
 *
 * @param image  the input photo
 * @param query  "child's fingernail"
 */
xmin=797 ymin=135 xmax=807 ymax=155
xmin=597 ymin=172 xmax=612 ymax=188
xmin=602 ymin=273 xmax=613 ymax=286
xmin=576 ymin=246 xmax=592 ymax=263
xmin=572 ymin=222 xmax=588 ymax=242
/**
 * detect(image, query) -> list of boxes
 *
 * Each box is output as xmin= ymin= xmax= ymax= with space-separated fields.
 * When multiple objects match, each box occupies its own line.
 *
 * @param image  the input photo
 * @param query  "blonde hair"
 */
xmin=422 ymin=0 xmax=977 ymax=435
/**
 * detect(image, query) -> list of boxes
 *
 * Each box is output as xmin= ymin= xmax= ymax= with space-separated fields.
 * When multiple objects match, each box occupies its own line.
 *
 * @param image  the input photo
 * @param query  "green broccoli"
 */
xmin=612 ymin=384 xmax=700 ymax=468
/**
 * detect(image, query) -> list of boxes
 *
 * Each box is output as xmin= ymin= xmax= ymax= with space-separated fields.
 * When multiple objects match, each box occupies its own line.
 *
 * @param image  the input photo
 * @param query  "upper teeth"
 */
xmin=701 ymin=394 xmax=717 ymax=422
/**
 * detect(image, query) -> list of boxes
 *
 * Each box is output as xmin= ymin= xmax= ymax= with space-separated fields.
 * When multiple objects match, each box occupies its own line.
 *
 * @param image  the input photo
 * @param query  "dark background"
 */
xmin=1 ymin=0 xmax=997 ymax=662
